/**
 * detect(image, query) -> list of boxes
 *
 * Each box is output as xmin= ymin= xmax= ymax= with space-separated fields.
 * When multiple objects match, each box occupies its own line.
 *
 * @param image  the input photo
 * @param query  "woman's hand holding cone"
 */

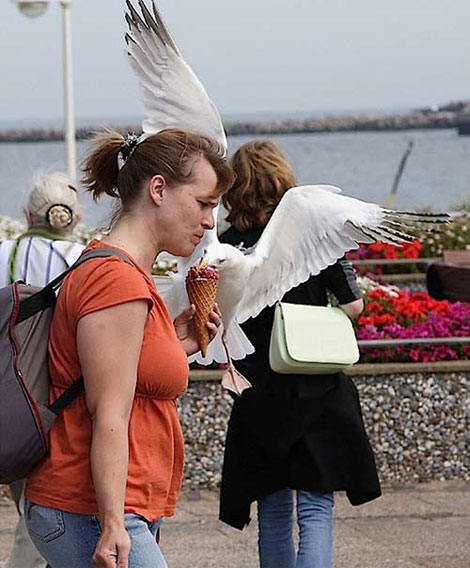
xmin=185 ymin=263 xmax=220 ymax=356
xmin=174 ymin=303 xmax=221 ymax=356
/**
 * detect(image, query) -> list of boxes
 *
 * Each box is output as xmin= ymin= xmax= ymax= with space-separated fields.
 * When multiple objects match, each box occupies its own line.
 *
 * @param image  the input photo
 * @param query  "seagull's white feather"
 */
xmin=313 ymin=184 xmax=343 ymax=195
xmin=156 ymin=272 xmax=188 ymax=320
xmin=189 ymin=321 xmax=255 ymax=365
xmin=125 ymin=0 xmax=227 ymax=154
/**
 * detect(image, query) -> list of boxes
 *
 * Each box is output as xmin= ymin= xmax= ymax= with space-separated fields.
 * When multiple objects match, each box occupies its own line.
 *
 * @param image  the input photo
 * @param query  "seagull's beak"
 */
xmin=197 ymin=259 xmax=209 ymax=269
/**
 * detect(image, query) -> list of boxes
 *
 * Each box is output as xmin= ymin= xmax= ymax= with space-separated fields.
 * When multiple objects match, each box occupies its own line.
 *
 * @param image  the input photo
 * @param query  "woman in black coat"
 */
xmin=218 ymin=140 xmax=381 ymax=568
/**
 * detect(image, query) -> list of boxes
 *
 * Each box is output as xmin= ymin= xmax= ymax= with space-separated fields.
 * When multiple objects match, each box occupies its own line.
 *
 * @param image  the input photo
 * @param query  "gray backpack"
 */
xmin=0 ymin=248 xmax=132 ymax=483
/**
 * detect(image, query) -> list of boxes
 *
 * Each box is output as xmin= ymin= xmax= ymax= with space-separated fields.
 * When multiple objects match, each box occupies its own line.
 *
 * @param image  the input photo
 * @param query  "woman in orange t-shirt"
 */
xmin=25 ymin=129 xmax=234 ymax=568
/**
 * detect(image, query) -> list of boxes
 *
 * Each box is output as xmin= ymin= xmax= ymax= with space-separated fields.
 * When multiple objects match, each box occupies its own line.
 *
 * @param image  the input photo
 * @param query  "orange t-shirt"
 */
xmin=26 ymin=240 xmax=189 ymax=521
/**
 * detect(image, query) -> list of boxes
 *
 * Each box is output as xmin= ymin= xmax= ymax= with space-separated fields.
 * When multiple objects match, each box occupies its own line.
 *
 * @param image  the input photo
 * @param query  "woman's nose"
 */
xmin=202 ymin=210 xmax=215 ymax=230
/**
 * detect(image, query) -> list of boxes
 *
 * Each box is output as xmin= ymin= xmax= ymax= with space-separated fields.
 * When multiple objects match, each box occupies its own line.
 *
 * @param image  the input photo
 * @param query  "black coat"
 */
xmin=218 ymin=226 xmax=381 ymax=530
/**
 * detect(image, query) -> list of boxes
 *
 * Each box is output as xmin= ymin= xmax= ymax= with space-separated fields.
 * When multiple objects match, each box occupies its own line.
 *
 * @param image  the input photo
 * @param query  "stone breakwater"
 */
xmin=181 ymin=369 xmax=470 ymax=490
xmin=1 ymin=367 xmax=467 ymax=503
xmin=1 ymin=109 xmax=470 ymax=143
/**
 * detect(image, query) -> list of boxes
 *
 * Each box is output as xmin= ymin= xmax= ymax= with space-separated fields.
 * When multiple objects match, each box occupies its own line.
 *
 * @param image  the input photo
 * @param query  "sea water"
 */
xmin=0 ymin=128 xmax=469 ymax=228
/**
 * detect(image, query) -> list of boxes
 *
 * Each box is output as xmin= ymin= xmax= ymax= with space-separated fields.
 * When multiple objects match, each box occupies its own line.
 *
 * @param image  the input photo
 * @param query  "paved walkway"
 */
xmin=1 ymin=481 xmax=469 ymax=567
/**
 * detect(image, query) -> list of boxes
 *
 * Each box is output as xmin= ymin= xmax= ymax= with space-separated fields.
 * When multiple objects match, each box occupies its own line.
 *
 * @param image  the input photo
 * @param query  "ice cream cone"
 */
xmin=186 ymin=277 xmax=219 ymax=357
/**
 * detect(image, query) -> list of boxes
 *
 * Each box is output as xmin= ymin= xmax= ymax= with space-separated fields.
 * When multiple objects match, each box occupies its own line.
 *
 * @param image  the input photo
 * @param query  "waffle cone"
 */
xmin=186 ymin=278 xmax=218 ymax=357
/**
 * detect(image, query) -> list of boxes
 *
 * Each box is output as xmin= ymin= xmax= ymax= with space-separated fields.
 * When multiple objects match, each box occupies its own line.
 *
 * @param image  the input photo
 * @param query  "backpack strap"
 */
xmin=45 ymin=248 xmax=137 ymax=414
xmin=16 ymin=247 xmax=134 ymax=324
xmin=49 ymin=247 xmax=134 ymax=291
xmin=49 ymin=377 xmax=85 ymax=415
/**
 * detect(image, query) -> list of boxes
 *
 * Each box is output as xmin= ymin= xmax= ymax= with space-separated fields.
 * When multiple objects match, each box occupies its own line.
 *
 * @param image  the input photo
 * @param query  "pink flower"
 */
xmin=356 ymin=286 xmax=470 ymax=363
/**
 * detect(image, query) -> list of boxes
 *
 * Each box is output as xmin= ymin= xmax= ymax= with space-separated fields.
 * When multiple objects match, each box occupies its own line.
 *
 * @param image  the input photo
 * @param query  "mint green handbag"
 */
xmin=269 ymin=303 xmax=360 ymax=374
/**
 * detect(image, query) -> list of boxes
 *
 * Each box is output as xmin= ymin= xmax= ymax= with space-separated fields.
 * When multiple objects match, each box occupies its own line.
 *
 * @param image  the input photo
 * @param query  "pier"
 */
xmin=2 ymin=100 xmax=470 ymax=142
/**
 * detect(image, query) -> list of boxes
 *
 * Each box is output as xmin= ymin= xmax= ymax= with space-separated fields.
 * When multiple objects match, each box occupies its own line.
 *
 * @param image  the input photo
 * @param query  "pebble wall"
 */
xmin=180 ymin=371 xmax=470 ymax=490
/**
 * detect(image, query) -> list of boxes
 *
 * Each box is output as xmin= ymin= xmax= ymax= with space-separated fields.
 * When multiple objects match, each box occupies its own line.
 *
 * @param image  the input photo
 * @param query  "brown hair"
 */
xmin=223 ymin=140 xmax=296 ymax=231
xmin=82 ymin=128 xmax=234 ymax=210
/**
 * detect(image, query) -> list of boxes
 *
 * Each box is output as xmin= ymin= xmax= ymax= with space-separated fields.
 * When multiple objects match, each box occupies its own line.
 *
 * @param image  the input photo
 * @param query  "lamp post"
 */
xmin=16 ymin=0 xmax=77 ymax=182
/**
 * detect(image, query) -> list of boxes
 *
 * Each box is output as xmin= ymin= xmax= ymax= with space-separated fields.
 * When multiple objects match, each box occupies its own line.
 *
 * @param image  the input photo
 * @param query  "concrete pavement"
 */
xmin=1 ymin=481 xmax=469 ymax=567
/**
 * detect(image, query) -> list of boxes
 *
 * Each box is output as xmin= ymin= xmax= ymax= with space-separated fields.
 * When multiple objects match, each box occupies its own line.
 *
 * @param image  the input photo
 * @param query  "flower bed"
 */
xmin=0 ymin=214 xmax=96 ymax=245
xmin=356 ymin=280 xmax=470 ymax=363
xmin=347 ymin=240 xmax=423 ymax=275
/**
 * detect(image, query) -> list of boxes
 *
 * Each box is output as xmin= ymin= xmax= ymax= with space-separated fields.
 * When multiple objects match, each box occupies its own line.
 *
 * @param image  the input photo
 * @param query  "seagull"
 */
xmin=200 ymin=184 xmax=451 ymax=326
xmin=124 ymin=1 xmax=452 ymax=395
xmin=196 ymin=185 xmax=451 ymax=392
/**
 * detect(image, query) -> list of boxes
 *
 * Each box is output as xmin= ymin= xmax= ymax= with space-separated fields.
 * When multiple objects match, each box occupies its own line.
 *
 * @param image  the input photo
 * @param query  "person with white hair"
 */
xmin=1 ymin=171 xmax=85 ymax=568
xmin=0 ymin=171 xmax=84 ymax=288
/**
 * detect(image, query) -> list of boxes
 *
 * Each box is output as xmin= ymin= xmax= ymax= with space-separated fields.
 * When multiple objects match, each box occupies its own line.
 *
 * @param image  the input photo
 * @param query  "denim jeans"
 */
xmin=257 ymin=488 xmax=334 ymax=568
xmin=24 ymin=500 xmax=167 ymax=568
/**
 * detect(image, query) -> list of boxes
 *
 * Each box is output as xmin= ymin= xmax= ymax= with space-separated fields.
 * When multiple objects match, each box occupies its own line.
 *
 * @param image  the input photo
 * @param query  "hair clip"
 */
xmin=117 ymin=132 xmax=145 ymax=170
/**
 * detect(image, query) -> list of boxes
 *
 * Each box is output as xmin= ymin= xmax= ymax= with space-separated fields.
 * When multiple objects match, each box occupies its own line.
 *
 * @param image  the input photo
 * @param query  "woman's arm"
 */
xmin=77 ymin=300 xmax=148 ymax=568
xmin=320 ymin=257 xmax=364 ymax=319
xmin=339 ymin=298 xmax=364 ymax=319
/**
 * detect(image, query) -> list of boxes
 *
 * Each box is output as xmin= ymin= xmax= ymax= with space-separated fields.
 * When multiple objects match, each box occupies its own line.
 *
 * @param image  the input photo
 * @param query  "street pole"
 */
xmin=61 ymin=0 xmax=76 ymax=182
xmin=386 ymin=140 xmax=414 ymax=209
xmin=16 ymin=0 xmax=77 ymax=181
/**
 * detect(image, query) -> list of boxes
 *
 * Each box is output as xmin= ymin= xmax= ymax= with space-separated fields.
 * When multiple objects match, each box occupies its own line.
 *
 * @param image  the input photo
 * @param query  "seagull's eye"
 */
xmin=218 ymin=258 xmax=226 ymax=264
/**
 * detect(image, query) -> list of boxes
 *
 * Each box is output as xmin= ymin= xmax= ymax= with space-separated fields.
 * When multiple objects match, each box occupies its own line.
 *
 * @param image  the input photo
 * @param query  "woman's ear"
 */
xmin=148 ymin=175 xmax=167 ymax=206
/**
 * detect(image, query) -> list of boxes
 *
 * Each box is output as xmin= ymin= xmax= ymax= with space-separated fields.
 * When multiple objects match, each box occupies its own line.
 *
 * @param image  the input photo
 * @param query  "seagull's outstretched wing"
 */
xmin=125 ymin=0 xmax=227 ymax=154
xmin=236 ymin=184 xmax=451 ymax=323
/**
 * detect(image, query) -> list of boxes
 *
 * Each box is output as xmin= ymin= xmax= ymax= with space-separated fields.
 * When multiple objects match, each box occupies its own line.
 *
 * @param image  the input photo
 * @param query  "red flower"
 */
xmin=365 ymin=301 xmax=384 ymax=313
xmin=368 ymin=288 xmax=388 ymax=299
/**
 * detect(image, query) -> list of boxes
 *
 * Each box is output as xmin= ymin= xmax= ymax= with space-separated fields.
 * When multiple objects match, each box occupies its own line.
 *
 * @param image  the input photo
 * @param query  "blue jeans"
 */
xmin=257 ymin=488 xmax=334 ymax=568
xmin=24 ymin=500 xmax=167 ymax=568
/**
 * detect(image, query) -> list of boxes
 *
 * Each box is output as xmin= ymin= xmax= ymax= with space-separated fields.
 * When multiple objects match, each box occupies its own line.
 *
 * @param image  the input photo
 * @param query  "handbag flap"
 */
xmin=279 ymin=303 xmax=359 ymax=365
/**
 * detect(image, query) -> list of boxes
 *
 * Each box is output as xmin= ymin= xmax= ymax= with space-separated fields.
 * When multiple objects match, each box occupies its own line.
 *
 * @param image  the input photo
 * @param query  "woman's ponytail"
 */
xmin=82 ymin=130 xmax=124 ymax=201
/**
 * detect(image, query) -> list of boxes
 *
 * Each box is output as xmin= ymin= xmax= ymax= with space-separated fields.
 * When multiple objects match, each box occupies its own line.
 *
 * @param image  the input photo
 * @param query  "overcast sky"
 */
xmin=1 ymin=0 xmax=470 ymax=126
